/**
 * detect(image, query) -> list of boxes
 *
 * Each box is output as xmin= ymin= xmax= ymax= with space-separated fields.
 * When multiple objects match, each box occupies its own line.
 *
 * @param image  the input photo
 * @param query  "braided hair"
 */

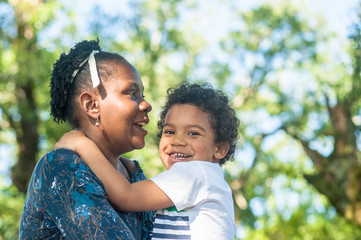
xmin=50 ymin=39 xmax=128 ymax=128
xmin=157 ymin=82 xmax=240 ymax=165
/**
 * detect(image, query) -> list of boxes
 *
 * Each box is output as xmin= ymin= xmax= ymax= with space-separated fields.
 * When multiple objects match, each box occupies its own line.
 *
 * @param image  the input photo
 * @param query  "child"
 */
xmin=57 ymin=82 xmax=240 ymax=239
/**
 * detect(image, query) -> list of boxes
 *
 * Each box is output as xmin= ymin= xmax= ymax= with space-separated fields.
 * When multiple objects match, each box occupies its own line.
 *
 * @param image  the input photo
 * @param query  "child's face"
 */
xmin=159 ymin=104 xmax=224 ymax=169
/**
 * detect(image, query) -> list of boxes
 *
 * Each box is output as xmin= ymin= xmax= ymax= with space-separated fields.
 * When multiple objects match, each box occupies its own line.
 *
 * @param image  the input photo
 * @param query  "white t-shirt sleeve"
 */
xmin=150 ymin=161 xmax=208 ymax=211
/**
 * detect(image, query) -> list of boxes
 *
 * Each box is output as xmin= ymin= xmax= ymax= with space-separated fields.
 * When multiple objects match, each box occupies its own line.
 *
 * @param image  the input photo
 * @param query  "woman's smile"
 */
xmin=133 ymin=119 xmax=149 ymax=134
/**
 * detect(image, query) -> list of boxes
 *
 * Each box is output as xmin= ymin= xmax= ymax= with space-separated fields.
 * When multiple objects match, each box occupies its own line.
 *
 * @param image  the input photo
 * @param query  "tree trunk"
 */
xmin=11 ymin=82 xmax=39 ymax=193
xmin=297 ymin=102 xmax=361 ymax=226
xmin=9 ymin=1 xmax=41 ymax=193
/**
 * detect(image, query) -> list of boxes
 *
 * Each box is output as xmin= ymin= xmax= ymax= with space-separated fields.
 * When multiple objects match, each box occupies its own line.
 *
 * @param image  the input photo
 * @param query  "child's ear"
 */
xmin=79 ymin=92 xmax=99 ymax=119
xmin=214 ymin=142 xmax=230 ymax=160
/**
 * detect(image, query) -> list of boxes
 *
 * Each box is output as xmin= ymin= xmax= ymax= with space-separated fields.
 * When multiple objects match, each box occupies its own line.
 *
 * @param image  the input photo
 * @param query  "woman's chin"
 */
xmin=133 ymin=140 xmax=146 ymax=150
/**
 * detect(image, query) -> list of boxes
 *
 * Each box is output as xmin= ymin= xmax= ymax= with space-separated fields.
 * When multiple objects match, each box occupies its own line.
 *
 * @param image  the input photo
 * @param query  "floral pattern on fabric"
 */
xmin=19 ymin=148 xmax=154 ymax=240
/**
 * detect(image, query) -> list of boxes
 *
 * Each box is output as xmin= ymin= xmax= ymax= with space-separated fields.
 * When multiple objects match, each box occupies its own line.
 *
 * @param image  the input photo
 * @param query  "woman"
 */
xmin=19 ymin=39 xmax=153 ymax=239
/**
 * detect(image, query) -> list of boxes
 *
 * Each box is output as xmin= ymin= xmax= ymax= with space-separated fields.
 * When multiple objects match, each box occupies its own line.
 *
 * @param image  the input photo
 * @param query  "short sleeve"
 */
xmin=150 ymin=161 xmax=208 ymax=211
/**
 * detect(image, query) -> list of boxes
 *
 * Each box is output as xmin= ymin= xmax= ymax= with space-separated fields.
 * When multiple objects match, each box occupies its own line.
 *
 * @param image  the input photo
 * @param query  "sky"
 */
xmin=1 ymin=0 xmax=360 ymax=182
xmin=303 ymin=0 xmax=359 ymax=38
xmin=57 ymin=0 xmax=360 ymax=43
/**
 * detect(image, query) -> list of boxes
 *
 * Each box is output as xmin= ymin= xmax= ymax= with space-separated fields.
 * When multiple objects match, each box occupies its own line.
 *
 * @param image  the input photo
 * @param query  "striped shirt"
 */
xmin=150 ymin=161 xmax=236 ymax=240
xmin=151 ymin=207 xmax=191 ymax=239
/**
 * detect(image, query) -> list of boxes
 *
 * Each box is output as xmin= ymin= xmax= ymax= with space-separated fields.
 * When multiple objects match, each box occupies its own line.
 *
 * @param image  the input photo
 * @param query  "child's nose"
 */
xmin=171 ymin=135 xmax=186 ymax=146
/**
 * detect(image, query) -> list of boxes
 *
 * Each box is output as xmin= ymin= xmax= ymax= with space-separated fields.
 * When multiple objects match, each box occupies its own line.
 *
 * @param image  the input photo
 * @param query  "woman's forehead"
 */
xmin=102 ymin=63 xmax=143 ymax=88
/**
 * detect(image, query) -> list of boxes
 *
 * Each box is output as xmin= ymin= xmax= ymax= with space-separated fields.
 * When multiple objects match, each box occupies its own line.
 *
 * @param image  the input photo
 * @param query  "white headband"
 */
xmin=71 ymin=50 xmax=100 ymax=88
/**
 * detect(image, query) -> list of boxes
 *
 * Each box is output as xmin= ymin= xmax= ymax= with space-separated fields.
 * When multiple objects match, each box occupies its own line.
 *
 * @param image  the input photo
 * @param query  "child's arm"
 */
xmin=55 ymin=130 xmax=173 ymax=211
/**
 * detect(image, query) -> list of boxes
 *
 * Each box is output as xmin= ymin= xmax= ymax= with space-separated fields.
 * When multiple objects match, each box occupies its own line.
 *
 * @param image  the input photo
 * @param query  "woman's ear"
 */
xmin=79 ymin=92 xmax=99 ymax=119
xmin=214 ymin=142 xmax=230 ymax=160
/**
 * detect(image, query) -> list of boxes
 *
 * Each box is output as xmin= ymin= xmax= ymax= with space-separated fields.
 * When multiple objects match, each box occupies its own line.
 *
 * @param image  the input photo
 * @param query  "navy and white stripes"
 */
xmin=151 ymin=212 xmax=191 ymax=239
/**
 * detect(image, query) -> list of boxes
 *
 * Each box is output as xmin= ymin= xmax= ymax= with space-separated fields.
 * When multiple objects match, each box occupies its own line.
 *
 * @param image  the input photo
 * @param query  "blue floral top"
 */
xmin=19 ymin=148 xmax=154 ymax=239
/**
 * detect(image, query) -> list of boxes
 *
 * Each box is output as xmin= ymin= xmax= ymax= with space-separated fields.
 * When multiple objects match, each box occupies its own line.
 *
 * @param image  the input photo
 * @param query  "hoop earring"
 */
xmin=95 ymin=116 xmax=100 ymax=127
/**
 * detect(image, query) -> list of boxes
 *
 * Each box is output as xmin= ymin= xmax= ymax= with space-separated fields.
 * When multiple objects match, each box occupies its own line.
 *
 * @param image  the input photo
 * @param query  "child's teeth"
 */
xmin=173 ymin=153 xmax=189 ymax=158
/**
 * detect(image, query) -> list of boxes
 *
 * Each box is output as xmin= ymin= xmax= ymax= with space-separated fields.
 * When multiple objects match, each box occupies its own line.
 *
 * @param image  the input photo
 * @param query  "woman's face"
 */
xmin=98 ymin=62 xmax=151 ymax=155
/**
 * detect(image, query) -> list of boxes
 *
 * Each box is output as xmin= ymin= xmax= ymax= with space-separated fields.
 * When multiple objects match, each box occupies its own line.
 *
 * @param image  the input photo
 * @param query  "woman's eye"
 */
xmin=128 ymin=90 xmax=137 ymax=99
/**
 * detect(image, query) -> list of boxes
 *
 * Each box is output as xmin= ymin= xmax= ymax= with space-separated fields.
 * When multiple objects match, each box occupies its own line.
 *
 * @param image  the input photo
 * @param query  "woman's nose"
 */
xmin=140 ymin=99 xmax=152 ymax=113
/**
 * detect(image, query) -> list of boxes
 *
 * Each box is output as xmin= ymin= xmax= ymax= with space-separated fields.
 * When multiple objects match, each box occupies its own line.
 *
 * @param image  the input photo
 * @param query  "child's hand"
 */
xmin=55 ymin=130 xmax=90 ymax=152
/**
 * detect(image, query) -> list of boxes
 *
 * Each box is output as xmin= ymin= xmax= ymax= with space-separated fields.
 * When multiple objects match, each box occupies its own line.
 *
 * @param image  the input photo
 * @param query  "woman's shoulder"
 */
xmin=38 ymin=148 xmax=88 ymax=171
xmin=35 ymin=148 xmax=103 ymax=187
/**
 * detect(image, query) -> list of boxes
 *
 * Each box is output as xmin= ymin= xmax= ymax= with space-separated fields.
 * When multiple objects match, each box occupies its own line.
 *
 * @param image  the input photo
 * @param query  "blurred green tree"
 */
xmin=216 ymin=0 xmax=361 ymax=237
xmin=1 ymin=0 xmax=361 ymax=239
xmin=0 ymin=0 xmax=63 ymax=193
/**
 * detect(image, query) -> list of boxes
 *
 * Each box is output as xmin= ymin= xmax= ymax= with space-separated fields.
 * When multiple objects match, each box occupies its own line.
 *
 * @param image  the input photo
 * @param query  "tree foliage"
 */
xmin=218 ymin=0 xmax=361 ymax=236
xmin=1 ymin=0 xmax=361 ymax=239
xmin=0 ymin=179 xmax=24 ymax=240
xmin=0 ymin=0 xmax=67 ymax=193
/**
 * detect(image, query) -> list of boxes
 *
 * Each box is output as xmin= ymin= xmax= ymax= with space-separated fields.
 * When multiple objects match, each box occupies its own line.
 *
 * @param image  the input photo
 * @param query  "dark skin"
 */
xmin=59 ymin=60 xmax=152 ymax=179
xmin=56 ymin=103 xmax=229 ymax=212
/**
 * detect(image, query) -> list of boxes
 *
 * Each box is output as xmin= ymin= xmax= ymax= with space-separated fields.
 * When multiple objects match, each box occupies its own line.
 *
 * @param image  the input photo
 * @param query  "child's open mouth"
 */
xmin=170 ymin=152 xmax=191 ymax=161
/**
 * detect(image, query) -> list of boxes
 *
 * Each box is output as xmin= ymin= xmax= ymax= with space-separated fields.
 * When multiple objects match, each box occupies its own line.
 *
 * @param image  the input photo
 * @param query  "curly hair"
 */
xmin=50 ymin=39 xmax=129 ymax=128
xmin=157 ymin=82 xmax=240 ymax=165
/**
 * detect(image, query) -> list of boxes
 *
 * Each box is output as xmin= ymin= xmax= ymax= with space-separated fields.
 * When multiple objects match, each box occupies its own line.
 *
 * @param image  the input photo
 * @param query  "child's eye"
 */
xmin=163 ymin=129 xmax=174 ymax=135
xmin=188 ymin=131 xmax=200 ymax=136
